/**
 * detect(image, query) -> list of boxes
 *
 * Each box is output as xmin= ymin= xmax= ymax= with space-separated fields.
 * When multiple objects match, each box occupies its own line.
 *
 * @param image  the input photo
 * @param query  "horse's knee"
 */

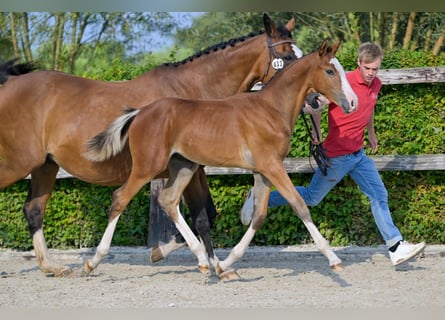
xmin=23 ymin=204 xmax=44 ymax=235
xmin=194 ymin=211 xmax=211 ymax=234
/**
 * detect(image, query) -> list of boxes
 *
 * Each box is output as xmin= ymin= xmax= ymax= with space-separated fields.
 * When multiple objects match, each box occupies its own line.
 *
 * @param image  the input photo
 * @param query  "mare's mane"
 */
xmin=162 ymin=31 xmax=264 ymax=68
xmin=162 ymin=23 xmax=292 ymax=68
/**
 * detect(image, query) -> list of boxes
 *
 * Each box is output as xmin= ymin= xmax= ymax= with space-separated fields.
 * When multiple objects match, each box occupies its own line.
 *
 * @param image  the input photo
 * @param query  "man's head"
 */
xmin=357 ymin=42 xmax=383 ymax=86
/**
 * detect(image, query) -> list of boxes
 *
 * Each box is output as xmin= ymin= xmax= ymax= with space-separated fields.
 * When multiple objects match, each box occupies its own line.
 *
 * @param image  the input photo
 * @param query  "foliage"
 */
xmin=0 ymin=180 xmax=150 ymax=250
xmin=0 ymin=19 xmax=444 ymax=250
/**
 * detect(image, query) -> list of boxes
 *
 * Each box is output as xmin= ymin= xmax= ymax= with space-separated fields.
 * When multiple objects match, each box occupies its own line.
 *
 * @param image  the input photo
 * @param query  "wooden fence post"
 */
xmin=148 ymin=179 xmax=179 ymax=247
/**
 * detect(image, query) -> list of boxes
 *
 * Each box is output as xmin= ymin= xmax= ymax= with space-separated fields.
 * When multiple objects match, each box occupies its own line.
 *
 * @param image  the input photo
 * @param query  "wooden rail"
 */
xmin=44 ymin=66 xmax=444 ymax=181
xmin=22 ymin=66 xmax=444 ymax=245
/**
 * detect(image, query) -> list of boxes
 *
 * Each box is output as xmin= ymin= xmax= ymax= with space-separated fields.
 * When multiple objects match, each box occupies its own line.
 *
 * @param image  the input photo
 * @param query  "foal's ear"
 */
xmin=285 ymin=16 xmax=295 ymax=32
xmin=318 ymin=39 xmax=330 ymax=56
xmin=331 ymin=41 xmax=342 ymax=55
xmin=263 ymin=13 xmax=278 ymax=37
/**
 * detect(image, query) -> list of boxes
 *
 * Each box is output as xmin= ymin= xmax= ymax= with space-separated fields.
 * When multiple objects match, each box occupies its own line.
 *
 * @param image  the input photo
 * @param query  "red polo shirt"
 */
xmin=323 ymin=68 xmax=382 ymax=158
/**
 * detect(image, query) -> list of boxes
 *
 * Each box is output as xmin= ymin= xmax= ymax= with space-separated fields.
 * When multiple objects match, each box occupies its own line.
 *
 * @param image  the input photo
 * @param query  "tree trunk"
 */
xmin=423 ymin=28 xmax=433 ymax=52
xmin=8 ymin=13 xmax=19 ymax=59
xmin=432 ymin=27 xmax=444 ymax=56
xmin=347 ymin=12 xmax=361 ymax=43
xmin=21 ymin=13 xmax=33 ymax=61
xmin=402 ymin=12 xmax=417 ymax=50
xmin=52 ymin=13 xmax=66 ymax=71
xmin=377 ymin=12 xmax=387 ymax=46
xmin=388 ymin=12 xmax=399 ymax=49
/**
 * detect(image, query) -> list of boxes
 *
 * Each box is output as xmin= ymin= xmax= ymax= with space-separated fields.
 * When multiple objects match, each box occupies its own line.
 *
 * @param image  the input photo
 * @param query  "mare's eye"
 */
xmin=284 ymin=54 xmax=294 ymax=61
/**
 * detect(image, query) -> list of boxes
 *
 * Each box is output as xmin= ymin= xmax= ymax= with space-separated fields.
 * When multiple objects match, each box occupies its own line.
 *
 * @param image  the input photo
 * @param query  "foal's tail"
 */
xmin=0 ymin=59 xmax=37 ymax=84
xmin=85 ymin=108 xmax=140 ymax=162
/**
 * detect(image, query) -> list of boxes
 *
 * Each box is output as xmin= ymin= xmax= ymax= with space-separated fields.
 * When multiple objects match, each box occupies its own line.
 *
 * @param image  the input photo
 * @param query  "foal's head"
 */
xmin=309 ymin=40 xmax=358 ymax=114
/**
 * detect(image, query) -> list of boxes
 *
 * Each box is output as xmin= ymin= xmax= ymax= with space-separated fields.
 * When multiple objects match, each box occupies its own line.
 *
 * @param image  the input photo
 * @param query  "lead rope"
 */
xmin=301 ymin=95 xmax=332 ymax=176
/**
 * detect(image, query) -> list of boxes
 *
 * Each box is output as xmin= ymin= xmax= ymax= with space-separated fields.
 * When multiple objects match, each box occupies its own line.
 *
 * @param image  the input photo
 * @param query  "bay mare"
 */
xmin=85 ymin=40 xmax=358 ymax=280
xmin=0 ymin=14 xmax=298 ymax=277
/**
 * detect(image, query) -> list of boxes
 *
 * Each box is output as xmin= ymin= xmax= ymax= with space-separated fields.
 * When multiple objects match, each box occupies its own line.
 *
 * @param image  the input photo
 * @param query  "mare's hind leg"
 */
xmin=24 ymin=161 xmax=73 ymax=277
xmin=157 ymin=156 xmax=210 ymax=275
xmin=151 ymin=166 xmax=218 ymax=264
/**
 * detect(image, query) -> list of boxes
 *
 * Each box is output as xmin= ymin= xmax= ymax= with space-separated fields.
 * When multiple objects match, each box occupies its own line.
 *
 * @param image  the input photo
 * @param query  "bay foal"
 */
xmin=86 ymin=39 xmax=358 ymax=280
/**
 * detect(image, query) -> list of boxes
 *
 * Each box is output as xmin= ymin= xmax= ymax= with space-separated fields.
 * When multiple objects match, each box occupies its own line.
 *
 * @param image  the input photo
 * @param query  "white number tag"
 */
xmin=272 ymin=58 xmax=284 ymax=70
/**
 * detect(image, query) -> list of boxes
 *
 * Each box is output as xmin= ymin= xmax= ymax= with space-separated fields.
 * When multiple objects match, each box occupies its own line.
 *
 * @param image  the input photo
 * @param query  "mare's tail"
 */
xmin=0 ymin=59 xmax=37 ymax=84
xmin=85 ymin=108 xmax=140 ymax=162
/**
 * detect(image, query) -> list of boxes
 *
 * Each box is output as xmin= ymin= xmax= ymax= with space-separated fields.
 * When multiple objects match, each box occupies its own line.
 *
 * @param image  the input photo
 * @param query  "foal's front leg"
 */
xmin=216 ymin=173 xmax=271 ymax=278
xmin=267 ymin=167 xmax=343 ymax=270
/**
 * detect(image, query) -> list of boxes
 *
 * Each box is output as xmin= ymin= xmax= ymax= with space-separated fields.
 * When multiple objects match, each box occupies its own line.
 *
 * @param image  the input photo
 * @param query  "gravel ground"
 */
xmin=1 ymin=244 xmax=444 ymax=314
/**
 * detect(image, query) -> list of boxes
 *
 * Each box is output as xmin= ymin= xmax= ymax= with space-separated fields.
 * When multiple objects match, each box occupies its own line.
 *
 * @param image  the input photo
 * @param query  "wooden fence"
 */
xmin=146 ymin=66 xmax=445 ymax=245
xmin=35 ymin=66 xmax=445 ymax=245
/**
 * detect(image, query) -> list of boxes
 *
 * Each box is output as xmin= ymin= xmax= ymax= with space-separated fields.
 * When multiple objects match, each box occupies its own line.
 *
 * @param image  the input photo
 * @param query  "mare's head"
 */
xmin=258 ymin=13 xmax=301 ymax=85
xmin=307 ymin=39 xmax=358 ymax=114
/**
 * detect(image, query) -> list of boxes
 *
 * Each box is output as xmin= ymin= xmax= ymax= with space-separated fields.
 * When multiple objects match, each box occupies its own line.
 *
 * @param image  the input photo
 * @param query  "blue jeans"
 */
xmin=269 ymin=149 xmax=402 ymax=247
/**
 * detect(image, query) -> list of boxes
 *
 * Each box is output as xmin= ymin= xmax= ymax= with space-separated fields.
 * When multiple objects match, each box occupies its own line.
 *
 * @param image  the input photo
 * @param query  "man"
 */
xmin=240 ymin=42 xmax=425 ymax=266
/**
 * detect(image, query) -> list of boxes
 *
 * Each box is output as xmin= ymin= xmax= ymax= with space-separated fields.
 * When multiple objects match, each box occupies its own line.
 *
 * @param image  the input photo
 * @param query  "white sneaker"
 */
xmin=240 ymin=188 xmax=254 ymax=225
xmin=388 ymin=241 xmax=426 ymax=266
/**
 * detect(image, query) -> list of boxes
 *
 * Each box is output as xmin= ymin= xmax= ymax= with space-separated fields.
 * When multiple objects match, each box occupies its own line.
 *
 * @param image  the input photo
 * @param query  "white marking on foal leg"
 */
xmin=218 ymin=226 xmax=256 ymax=272
xmin=85 ymin=217 xmax=120 ymax=272
xmin=156 ymin=236 xmax=187 ymax=258
xmin=303 ymin=220 xmax=342 ymax=267
xmin=172 ymin=206 xmax=209 ymax=270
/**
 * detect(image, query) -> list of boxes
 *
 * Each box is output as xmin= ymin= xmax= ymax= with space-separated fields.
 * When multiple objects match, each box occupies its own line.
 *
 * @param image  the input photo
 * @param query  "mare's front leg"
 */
xmin=216 ymin=173 xmax=271 ymax=278
xmin=24 ymin=162 xmax=73 ymax=277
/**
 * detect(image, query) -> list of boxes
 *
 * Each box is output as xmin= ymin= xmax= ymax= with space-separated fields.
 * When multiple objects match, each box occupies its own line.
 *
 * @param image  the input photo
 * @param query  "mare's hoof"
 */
xmin=218 ymin=268 xmax=241 ymax=282
xmin=331 ymin=263 xmax=344 ymax=272
xmin=150 ymin=246 xmax=164 ymax=263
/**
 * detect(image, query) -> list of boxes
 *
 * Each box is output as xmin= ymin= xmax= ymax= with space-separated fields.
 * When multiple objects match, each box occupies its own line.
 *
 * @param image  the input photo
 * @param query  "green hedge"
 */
xmin=1 ymin=49 xmax=444 ymax=250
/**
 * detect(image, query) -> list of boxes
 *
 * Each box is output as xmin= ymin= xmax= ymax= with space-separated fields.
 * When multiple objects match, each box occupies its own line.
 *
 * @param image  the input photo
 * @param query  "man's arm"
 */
xmin=366 ymin=110 xmax=379 ymax=152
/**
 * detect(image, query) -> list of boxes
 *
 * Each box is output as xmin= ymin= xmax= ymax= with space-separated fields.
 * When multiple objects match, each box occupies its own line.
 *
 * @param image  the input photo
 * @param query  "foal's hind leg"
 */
xmin=150 ymin=167 xmax=217 ymax=263
xmin=157 ymin=157 xmax=211 ymax=275
xmin=84 ymin=174 xmax=152 ymax=274
xmin=24 ymin=161 xmax=73 ymax=277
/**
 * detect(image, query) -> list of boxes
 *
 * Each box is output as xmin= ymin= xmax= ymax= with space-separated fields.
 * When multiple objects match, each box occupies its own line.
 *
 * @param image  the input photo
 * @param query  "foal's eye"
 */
xmin=326 ymin=69 xmax=335 ymax=76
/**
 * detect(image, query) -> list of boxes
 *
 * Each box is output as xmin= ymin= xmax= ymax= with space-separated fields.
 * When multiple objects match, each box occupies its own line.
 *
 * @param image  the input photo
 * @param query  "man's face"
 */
xmin=358 ymin=58 xmax=381 ymax=86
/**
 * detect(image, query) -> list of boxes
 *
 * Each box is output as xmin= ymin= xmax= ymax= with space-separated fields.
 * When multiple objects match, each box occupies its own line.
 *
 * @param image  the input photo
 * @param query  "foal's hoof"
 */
xmin=330 ymin=263 xmax=344 ymax=272
xmin=218 ymin=268 xmax=241 ymax=282
xmin=150 ymin=246 xmax=165 ymax=263
xmin=52 ymin=267 xmax=74 ymax=278
xmin=83 ymin=260 xmax=94 ymax=274
xmin=197 ymin=264 xmax=210 ymax=276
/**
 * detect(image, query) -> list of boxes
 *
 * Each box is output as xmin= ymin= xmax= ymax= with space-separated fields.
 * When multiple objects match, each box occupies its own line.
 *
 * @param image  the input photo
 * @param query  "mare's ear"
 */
xmin=318 ymin=39 xmax=330 ymax=56
xmin=285 ymin=16 xmax=295 ymax=32
xmin=263 ymin=13 xmax=278 ymax=38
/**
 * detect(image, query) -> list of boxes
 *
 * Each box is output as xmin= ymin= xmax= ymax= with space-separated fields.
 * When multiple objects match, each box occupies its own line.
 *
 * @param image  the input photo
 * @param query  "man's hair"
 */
xmin=358 ymin=42 xmax=383 ymax=64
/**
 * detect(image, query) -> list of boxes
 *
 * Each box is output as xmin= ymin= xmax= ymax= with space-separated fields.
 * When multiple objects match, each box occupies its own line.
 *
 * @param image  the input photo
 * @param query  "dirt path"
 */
xmin=1 ymin=244 xmax=444 ymax=309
